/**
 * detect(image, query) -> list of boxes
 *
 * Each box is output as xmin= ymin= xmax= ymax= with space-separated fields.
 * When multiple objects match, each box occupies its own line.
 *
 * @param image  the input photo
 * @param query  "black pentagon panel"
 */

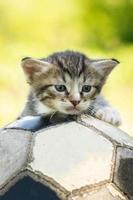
xmin=114 ymin=147 xmax=133 ymax=200
xmin=0 ymin=176 xmax=61 ymax=200
xmin=5 ymin=115 xmax=75 ymax=132
xmin=5 ymin=116 xmax=51 ymax=132
xmin=117 ymin=158 xmax=133 ymax=199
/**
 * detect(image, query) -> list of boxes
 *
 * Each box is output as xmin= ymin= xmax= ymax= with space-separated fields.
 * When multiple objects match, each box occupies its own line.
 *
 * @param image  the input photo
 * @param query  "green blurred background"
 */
xmin=0 ymin=0 xmax=133 ymax=135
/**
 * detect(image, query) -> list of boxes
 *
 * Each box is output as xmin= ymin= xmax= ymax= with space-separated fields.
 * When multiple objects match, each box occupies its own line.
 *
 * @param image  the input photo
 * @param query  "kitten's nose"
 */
xmin=70 ymin=100 xmax=80 ymax=107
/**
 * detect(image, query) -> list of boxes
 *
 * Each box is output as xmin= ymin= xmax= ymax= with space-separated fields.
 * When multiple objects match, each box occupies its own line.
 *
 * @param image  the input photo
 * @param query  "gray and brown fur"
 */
xmin=20 ymin=50 xmax=121 ymax=126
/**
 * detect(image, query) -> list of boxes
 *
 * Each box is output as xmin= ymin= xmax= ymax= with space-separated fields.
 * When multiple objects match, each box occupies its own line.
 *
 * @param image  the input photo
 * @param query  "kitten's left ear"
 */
xmin=87 ymin=58 xmax=120 ymax=76
xmin=21 ymin=57 xmax=52 ymax=83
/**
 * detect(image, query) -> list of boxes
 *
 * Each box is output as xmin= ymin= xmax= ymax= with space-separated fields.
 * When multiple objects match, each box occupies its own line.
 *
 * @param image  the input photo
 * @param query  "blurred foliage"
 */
xmin=0 ymin=0 xmax=133 ymax=135
xmin=77 ymin=0 xmax=133 ymax=48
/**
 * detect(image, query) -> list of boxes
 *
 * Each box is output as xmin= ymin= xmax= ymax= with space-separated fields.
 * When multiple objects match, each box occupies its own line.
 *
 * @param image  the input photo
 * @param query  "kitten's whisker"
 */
xmin=50 ymin=111 xmax=57 ymax=121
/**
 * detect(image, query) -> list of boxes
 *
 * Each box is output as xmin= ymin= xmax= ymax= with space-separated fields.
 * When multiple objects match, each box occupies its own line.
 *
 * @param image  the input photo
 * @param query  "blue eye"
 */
xmin=55 ymin=85 xmax=66 ymax=92
xmin=82 ymin=85 xmax=92 ymax=92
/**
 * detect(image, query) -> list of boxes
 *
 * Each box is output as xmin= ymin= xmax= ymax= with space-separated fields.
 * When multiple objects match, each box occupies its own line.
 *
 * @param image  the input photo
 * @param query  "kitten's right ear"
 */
xmin=85 ymin=58 xmax=120 ymax=77
xmin=21 ymin=57 xmax=52 ymax=83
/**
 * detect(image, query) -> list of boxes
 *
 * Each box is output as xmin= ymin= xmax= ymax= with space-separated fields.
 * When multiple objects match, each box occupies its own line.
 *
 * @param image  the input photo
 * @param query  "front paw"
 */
xmin=94 ymin=107 xmax=122 ymax=126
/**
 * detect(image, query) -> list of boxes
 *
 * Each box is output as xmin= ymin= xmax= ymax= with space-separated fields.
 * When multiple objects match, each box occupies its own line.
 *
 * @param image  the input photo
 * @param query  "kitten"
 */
xmin=20 ymin=50 xmax=121 ymax=126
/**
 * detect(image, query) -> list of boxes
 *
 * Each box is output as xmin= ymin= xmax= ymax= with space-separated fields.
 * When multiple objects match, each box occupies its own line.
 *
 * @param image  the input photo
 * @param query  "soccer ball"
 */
xmin=0 ymin=115 xmax=133 ymax=200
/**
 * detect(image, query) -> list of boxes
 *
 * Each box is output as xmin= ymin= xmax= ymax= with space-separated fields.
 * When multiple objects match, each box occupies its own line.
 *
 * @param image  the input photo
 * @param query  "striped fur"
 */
xmin=20 ymin=50 xmax=121 ymax=126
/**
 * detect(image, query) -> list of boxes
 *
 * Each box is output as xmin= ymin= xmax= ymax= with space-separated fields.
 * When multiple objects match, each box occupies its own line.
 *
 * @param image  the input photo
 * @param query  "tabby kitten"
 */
xmin=21 ymin=50 xmax=121 ymax=126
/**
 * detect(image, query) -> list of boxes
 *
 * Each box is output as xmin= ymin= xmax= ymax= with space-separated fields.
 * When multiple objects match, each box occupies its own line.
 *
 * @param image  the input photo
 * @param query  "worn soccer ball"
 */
xmin=0 ymin=115 xmax=133 ymax=200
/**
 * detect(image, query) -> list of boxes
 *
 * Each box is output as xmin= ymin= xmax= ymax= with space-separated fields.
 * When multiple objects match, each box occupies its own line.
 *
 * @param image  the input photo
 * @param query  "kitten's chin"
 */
xmin=59 ymin=107 xmax=84 ymax=115
xmin=66 ymin=110 xmax=82 ymax=115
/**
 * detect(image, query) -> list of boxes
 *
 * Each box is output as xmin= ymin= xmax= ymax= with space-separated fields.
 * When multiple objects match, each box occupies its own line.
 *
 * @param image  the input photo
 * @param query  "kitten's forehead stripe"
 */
xmin=63 ymin=68 xmax=73 ymax=79
xmin=43 ymin=50 xmax=87 ymax=78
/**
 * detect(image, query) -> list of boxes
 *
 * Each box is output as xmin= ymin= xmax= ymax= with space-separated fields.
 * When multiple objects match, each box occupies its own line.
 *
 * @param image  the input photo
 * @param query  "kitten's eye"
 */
xmin=55 ymin=85 xmax=66 ymax=92
xmin=82 ymin=85 xmax=92 ymax=92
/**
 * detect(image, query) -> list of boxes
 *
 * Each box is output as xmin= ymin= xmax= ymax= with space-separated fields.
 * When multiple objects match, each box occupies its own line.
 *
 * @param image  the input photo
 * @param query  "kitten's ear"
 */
xmin=21 ymin=57 xmax=52 ymax=83
xmin=87 ymin=58 xmax=120 ymax=76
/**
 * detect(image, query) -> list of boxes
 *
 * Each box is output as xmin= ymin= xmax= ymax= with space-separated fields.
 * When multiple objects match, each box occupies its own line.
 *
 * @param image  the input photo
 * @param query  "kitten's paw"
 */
xmin=95 ymin=107 xmax=122 ymax=126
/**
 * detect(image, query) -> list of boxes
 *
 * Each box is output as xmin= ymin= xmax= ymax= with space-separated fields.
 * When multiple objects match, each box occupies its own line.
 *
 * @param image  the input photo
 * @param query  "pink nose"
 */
xmin=70 ymin=100 xmax=80 ymax=107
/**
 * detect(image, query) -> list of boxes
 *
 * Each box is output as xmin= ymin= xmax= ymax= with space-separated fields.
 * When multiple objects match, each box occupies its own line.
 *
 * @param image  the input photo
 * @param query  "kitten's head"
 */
xmin=21 ymin=51 xmax=119 ymax=115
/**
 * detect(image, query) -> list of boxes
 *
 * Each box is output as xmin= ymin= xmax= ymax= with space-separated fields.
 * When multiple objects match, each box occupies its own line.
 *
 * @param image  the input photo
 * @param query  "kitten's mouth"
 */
xmin=65 ymin=106 xmax=82 ymax=114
